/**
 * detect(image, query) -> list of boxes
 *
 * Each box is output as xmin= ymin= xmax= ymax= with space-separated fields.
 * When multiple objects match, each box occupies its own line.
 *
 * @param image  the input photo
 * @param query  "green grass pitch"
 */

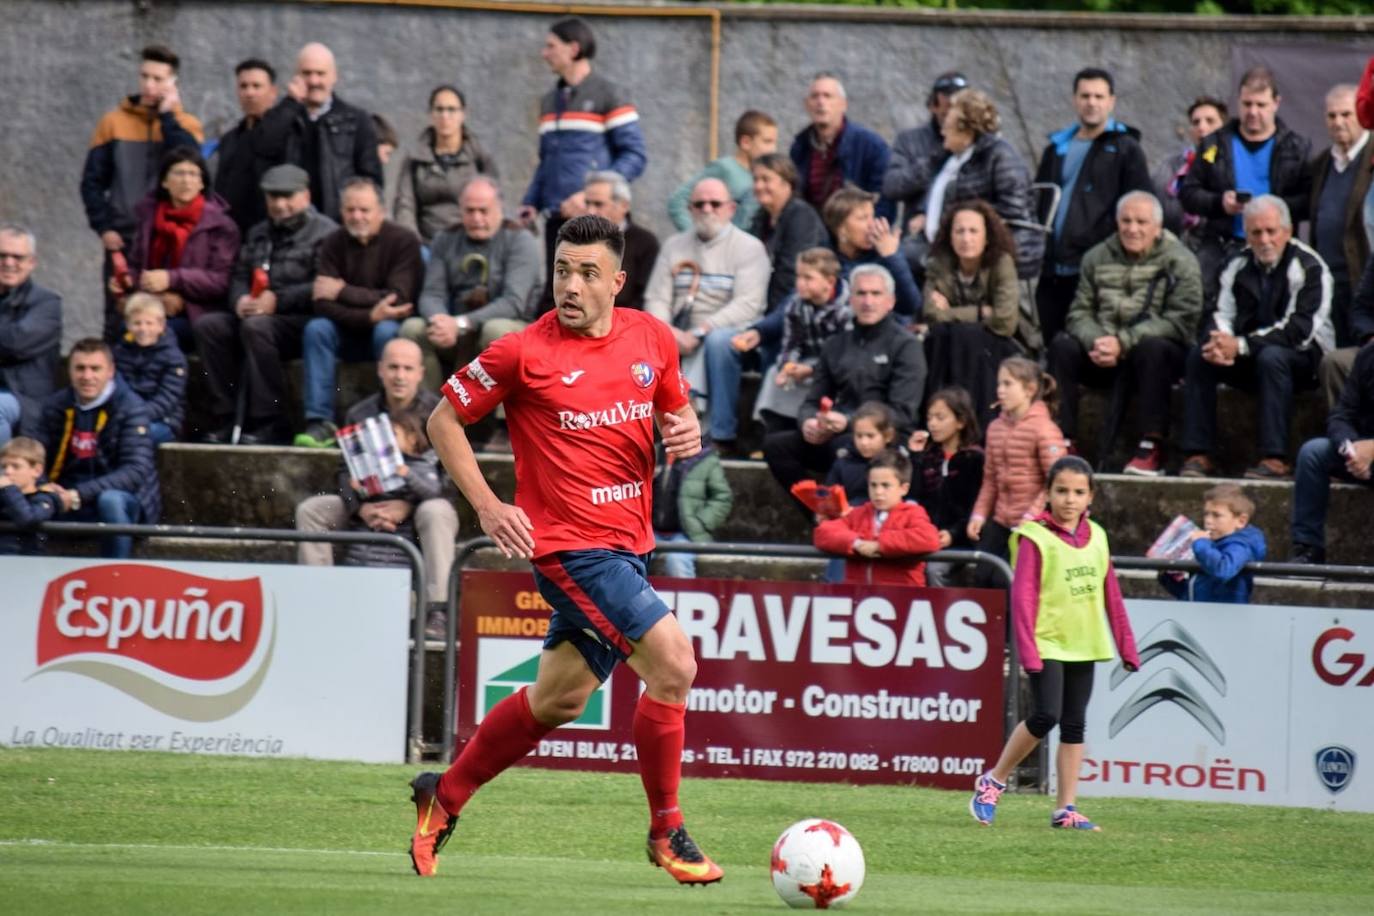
xmin=2 ymin=748 xmax=1372 ymax=914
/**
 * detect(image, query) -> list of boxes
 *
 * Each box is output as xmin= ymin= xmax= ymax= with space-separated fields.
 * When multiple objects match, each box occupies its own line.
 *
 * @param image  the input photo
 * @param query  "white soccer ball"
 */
xmin=770 ymin=818 xmax=865 ymax=909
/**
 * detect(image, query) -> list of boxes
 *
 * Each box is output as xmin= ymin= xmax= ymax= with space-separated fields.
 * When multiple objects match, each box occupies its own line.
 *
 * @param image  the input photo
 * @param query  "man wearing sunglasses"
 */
xmin=644 ymin=178 xmax=768 ymax=454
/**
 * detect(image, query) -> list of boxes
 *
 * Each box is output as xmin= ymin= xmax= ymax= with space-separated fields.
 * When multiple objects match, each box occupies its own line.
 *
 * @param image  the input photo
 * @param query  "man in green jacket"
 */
xmin=652 ymin=441 xmax=733 ymax=578
xmin=1048 ymin=190 xmax=1203 ymax=476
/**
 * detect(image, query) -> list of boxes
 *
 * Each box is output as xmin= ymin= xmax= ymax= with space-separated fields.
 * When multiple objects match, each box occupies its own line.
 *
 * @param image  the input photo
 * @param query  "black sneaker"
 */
xmin=202 ymin=422 xmax=235 ymax=444
xmin=1290 ymin=543 xmax=1326 ymax=565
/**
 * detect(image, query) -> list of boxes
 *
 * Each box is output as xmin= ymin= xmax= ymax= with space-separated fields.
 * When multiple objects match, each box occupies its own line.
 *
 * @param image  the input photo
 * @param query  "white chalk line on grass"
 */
xmin=0 ymin=839 xmax=403 ymax=858
xmin=0 ymin=839 xmax=687 ymax=871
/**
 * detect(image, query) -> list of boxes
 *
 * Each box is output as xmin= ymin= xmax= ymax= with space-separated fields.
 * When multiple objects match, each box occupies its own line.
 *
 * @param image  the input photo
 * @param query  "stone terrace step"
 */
xmin=155 ymin=445 xmax=1374 ymax=567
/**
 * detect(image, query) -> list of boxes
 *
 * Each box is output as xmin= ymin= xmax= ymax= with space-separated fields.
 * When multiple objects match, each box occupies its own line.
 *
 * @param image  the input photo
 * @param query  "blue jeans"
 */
xmin=701 ymin=327 xmax=745 ymax=441
xmin=655 ymin=532 xmax=697 ymax=579
xmin=1291 ymin=437 xmax=1369 ymax=550
xmin=301 ymin=317 xmax=401 ymax=421
xmin=66 ymin=489 xmax=143 ymax=559
xmin=0 ymin=390 xmax=19 ymax=445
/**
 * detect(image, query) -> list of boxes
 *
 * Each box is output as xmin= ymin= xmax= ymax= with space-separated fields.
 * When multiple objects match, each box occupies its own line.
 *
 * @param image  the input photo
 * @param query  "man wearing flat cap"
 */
xmin=194 ymin=163 xmax=337 ymax=443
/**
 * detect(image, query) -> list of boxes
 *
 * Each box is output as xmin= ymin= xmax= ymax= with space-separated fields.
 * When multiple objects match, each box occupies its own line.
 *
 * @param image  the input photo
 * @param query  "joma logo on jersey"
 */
xmin=558 ymin=400 xmax=653 ymax=431
xmin=590 ymin=480 xmax=644 ymax=505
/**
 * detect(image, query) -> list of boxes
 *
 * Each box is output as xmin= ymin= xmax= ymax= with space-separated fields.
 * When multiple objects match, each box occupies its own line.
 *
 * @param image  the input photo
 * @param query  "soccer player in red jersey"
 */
xmin=408 ymin=215 xmax=723 ymax=886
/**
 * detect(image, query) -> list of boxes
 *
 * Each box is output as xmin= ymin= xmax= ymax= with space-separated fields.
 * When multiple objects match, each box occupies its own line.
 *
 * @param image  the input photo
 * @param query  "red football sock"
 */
xmin=436 ymin=686 xmax=551 ymax=816
xmin=634 ymin=693 xmax=687 ymax=838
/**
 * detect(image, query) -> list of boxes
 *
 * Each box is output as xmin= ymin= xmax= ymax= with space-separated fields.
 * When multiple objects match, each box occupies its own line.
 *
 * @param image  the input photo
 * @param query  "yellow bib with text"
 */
xmin=1010 ymin=520 xmax=1114 ymax=662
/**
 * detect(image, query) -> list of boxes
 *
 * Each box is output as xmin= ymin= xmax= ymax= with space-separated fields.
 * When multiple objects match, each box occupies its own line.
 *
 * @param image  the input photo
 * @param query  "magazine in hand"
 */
xmin=1147 ymin=514 xmax=1199 ymax=561
xmin=338 ymin=415 xmax=407 ymax=496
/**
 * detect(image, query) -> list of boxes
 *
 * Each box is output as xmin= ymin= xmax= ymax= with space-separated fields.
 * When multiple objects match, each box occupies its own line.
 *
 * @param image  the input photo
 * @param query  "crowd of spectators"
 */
xmin=3 ymin=22 xmax=1374 ymax=577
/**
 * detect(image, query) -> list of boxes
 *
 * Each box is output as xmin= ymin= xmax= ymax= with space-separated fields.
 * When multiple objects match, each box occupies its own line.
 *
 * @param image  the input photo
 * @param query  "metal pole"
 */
xmin=18 ymin=521 xmax=429 ymax=764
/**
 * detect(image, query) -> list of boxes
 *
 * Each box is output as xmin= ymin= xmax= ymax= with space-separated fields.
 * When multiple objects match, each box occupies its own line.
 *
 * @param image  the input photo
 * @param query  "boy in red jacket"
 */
xmin=814 ymin=449 xmax=941 ymax=586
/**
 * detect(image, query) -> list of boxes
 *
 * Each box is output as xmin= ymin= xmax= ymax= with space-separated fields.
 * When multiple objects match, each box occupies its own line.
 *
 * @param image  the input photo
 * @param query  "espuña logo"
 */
xmin=29 ymin=565 xmax=276 ymax=722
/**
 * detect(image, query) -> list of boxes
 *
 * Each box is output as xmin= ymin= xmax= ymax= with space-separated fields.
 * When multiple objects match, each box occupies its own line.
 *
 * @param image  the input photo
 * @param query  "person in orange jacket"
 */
xmin=813 ymin=448 xmax=941 ymax=586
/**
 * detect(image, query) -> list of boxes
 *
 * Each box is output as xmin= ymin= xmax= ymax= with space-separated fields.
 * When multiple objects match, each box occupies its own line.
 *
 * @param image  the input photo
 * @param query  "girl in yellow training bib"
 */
xmin=968 ymin=455 xmax=1139 ymax=831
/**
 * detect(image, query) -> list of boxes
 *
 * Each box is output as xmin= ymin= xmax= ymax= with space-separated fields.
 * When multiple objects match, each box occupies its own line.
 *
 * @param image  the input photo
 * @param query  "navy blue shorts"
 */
xmin=532 ymin=549 xmax=671 ymax=682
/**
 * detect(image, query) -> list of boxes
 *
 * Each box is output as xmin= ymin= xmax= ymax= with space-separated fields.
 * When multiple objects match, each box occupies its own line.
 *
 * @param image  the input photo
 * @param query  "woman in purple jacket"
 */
xmin=116 ymin=146 xmax=239 ymax=349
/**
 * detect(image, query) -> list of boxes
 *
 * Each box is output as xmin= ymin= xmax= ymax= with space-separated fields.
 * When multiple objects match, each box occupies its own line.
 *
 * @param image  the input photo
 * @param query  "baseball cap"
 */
xmin=260 ymin=164 xmax=310 ymax=194
xmin=932 ymin=72 xmax=969 ymax=95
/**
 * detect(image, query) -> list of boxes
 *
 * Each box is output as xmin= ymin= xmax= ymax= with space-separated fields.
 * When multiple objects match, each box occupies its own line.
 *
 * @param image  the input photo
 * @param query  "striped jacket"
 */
xmin=80 ymin=96 xmax=204 ymax=240
xmin=1208 ymin=239 xmax=1334 ymax=355
xmin=522 ymin=73 xmax=647 ymax=212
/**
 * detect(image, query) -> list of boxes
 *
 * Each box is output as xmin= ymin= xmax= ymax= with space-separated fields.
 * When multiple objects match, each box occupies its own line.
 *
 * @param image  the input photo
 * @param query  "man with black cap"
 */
xmin=194 ymin=163 xmax=337 ymax=443
xmin=883 ymin=70 xmax=970 ymax=244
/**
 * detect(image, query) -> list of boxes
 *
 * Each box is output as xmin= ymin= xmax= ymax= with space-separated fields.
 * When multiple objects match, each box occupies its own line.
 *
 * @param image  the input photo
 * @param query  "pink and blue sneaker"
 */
xmin=1050 ymin=804 xmax=1101 ymax=831
xmin=969 ymin=772 xmax=1006 ymax=825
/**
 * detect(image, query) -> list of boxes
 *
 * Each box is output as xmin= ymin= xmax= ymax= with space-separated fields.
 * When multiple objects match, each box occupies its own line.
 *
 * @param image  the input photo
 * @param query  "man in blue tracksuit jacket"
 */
xmin=518 ymin=18 xmax=648 ymax=313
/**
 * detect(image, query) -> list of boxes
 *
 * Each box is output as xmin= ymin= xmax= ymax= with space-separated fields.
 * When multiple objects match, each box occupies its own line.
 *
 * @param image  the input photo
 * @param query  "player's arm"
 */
xmin=427 ymin=398 xmax=535 ymax=559
xmin=657 ymin=404 xmax=701 ymax=459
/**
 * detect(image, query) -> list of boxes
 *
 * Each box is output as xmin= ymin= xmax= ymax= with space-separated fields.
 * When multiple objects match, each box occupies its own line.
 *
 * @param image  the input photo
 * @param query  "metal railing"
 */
xmin=2 ymin=520 xmax=432 ymax=764
xmin=436 ymin=538 xmax=1016 ymax=763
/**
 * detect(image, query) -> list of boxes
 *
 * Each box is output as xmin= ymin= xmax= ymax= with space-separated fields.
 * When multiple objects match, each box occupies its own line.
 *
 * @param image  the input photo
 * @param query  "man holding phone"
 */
xmin=80 ymin=45 xmax=204 ymax=341
xmin=1181 ymin=66 xmax=1312 ymax=307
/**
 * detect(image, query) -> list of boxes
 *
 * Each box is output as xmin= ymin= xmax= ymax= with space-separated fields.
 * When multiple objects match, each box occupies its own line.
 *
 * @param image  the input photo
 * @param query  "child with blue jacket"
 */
xmin=1161 ymin=483 xmax=1267 ymax=603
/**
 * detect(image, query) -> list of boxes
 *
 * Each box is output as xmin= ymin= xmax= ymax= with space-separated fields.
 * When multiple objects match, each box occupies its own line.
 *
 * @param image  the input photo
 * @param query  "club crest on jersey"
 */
xmin=629 ymin=361 xmax=655 ymax=389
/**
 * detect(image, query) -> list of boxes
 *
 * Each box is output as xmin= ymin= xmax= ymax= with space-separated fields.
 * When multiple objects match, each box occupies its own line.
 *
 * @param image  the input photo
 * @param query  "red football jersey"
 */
xmin=442 ymin=308 xmax=690 ymax=558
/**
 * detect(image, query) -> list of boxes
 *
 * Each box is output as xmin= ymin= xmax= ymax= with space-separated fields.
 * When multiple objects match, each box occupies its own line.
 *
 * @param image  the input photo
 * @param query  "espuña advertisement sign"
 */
xmin=1 ymin=558 xmax=410 ymax=763
xmin=1053 ymin=599 xmax=1374 ymax=813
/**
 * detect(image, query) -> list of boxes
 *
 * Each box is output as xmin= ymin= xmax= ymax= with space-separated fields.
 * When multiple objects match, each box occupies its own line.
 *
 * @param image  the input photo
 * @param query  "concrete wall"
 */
xmin=3 ymin=1 xmax=1370 ymax=347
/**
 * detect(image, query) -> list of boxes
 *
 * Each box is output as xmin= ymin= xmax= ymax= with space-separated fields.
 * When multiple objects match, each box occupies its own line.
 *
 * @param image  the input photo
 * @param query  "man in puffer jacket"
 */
xmin=1049 ymin=191 xmax=1202 ymax=475
xmin=37 ymin=340 xmax=160 ymax=558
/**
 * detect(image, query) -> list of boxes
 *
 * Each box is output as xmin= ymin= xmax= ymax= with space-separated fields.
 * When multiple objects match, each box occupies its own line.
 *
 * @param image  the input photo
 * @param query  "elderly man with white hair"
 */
xmin=644 ymin=176 xmax=768 ymax=452
xmin=582 ymin=170 xmax=659 ymax=310
xmin=1048 ymin=190 xmax=1202 ymax=476
xmin=1178 ymin=194 xmax=1334 ymax=480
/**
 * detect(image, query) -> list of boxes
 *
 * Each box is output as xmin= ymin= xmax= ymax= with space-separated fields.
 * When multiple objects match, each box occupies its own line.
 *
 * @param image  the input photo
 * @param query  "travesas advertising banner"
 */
xmin=457 ymin=571 xmax=1006 ymax=789
xmin=1054 ymin=599 xmax=1374 ymax=813
xmin=0 ymin=558 xmax=410 ymax=763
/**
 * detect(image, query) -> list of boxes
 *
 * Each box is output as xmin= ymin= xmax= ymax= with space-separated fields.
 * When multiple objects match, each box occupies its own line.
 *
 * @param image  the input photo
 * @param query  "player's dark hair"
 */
xmin=142 ymin=44 xmax=180 ymax=73
xmin=550 ymin=17 xmax=596 ymax=60
xmin=235 ymin=58 xmax=276 ymax=83
xmin=1073 ymin=66 xmax=1114 ymax=95
xmin=869 ymin=448 xmax=913 ymax=486
xmin=556 ymin=215 xmax=624 ymax=261
xmin=1047 ymin=455 xmax=1095 ymax=492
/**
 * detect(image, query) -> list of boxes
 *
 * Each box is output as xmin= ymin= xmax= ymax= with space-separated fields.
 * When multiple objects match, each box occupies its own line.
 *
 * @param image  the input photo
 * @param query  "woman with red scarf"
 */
xmin=116 ymin=146 xmax=239 ymax=348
